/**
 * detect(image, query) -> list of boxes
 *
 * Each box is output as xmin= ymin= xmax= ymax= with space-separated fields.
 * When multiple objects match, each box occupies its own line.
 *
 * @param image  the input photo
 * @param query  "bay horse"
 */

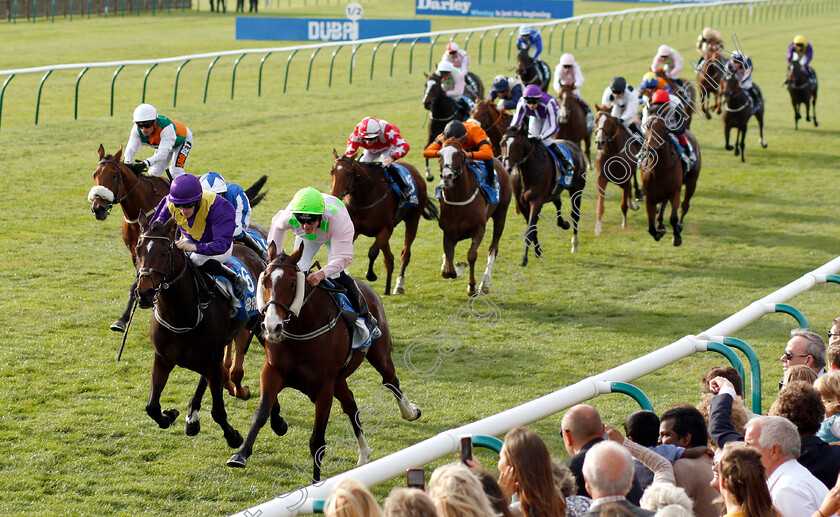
xmin=422 ymin=72 xmax=476 ymax=180
xmin=593 ymin=108 xmax=643 ymax=236
xmin=556 ymin=84 xmax=592 ymax=169
xmin=437 ymin=139 xmax=511 ymax=294
xmin=502 ymin=126 xmax=586 ymax=265
xmin=640 ymin=112 xmax=702 ymax=246
xmin=721 ymin=73 xmax=767 ymax=162
xmin=226 ymin=243 xmax=421 ymax=480
xmin=697 ymin=50 xmax=725 ymax=119
xmin=469 ymin=100 xmax=511 ymax=157
xmin=657 ymin=72 xmax=697 ymax=129
xmin=329 ymin=150 xmax=438 ymax=295
xmin=133 ymin=212 xmax=265 ymax=446
xmin=516 ymin=49 xmax=550 ymax=92
xmin=786 ymin=60 xmax=818 ymax=129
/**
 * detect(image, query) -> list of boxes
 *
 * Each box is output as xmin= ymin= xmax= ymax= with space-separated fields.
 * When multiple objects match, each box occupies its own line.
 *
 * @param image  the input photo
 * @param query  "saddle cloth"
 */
xmin=385 ymin=163 xmax=419 ymax=209
xmin=434 ymin=162 xmax=499 ymax=204
xmin=244 ymin=227 xmax=268 ymax=254
xmin=214 ymin=256 xmax=259 ymax=321
xmin=322 ymin=278 xmax=378 ymax=350
xmin=543 ymin=142 xmax=574 ymax=188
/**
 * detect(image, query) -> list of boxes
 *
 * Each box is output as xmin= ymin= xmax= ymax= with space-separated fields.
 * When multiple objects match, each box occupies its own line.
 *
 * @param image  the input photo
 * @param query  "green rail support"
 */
xmin=658 ymin=11 xmax=664 ymax=36
xmin=608 ymin=16 xmax=614 ymax=44
xmin=0 ymin=75 xmax=15 ymax=132
xmin=409 ymin=38 xmax=419 ymax=74
xmin=110 ymin=65 xmax=124 ymax=116
xmin=668 ymin=11 xmax=673 ymax=35
xmin=13 ymin=0 xmax=18 ymax=23
xmin=617 ymin=15 xmax=624 ymax=42
xmin=306 ymin=47 xmax=321 ymax=91
xmin=700 ymin=6 xmax=705 ymax=27
xmin=33 ymin=0 xmax=36 ymax=23
xmin=463 ymin=32 xmax=473 ymax=53
xmin=492 ymin=29 xmax=503 ymax=63
xmin=349 ymin=44 xmax=362 ymax=84
xmin=506 ymin=29 xmax=515 ymax=60
xmin=35 ymin=70 xmax=52 ymax=125
xmin=472 ymin=434 xmax=503 ymax=453
xmin=141 ymin=63 xmax=158 ymax=103
xmin=629 ymin=13 xmax=636 ymax=41
xmin=649 ymin=12 xmax=654 ymax=38
xmin=548 ymin=24 xmax=558 ymax=54
xmin=369 ymin=41 xmax=384 ymax=80
xmin=560 ymin=23 xmax=569 ymax=51
xmin=389 ymin=40 xmax=401 ymax=77
xmin=283 ymin=49 xmax=298 ymax=94
xmin=428 ymin=34 xmax=440 ymax=72
xmin=773 ymin=304 xmax=809 ymax=329
xmin=675 ymin=11 xmax=680 ymax=34
xmin=74 ymin=67 xmax=88 ymax=120
xmin=586 ymin=19 xmax=594 ymax=47
xmin=173 ymin=59 xmax=191 ymax=107
xmin=87 ymin=0 xmax=91 ymax=18
xmin=51 ymin=0 xmax=55 ymax=21
xmin=103 ymin=0 xmax=107 ymax=17
xmin=596 ymin=17 xmax=603 ymax=45
xmin=313 ymin=500 xmax=325 ymax=513
xmin=574 ymin=20 xmax=581 ymax=49
xmin=478 ymin=31 xmax=488 ymax=65
xmin=610 ymin=382 xmax=654 ymax=411
xmin=721 ymin=337 xmax=762 ymax=414
xmin=329 ymin=46 xmax=342 ymax=86
xmin=706 ymin=341 xmax=746 ymax=385
xmin=231 ymin=53 xmax=246 ymax=100
xmin=824 ymin=274 xmax=840 ymax=285
xmin=203 ymin=56 xmax=220 ymax=103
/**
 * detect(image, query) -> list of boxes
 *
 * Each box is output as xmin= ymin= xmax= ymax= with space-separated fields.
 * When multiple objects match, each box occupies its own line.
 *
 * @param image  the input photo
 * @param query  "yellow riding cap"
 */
xmin=793 ymin=34 xmax=807 ymax=46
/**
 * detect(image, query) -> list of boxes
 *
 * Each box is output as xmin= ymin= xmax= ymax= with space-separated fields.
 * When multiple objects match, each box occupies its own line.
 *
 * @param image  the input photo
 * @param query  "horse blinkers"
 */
xmin=134 ymin=234 xmax=175 ymax=308
xmin=259 ymin=263 xmax=305 ymax=342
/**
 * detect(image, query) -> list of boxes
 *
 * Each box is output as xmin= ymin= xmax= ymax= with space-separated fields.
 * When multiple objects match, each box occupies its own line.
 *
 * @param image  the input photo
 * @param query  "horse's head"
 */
xmin=134 ymin=212 xmax=179 ymax=309
xmin=423 ymin=73 xmax=443 ymax=110
xmin=594 ymin=108 xmax=620 ymax=150
xmin=787 ymin=59 xmax=804 ymax=84
xmin=259 ymin=242 xmax=306 ymax=342
xmin=89 ymin=144 xmax=127 ymax=220
xmin=329 ymin=149 xmax=359 ymax=199
xmin=439 ymin=139 xmax=468 ymax=187
xmin=721 ymin=71 xmax=740 ymax=98
xmin=643 ymin=114 xmax=669 ymax=151
xmin=557 ymin=85 xmax=576 ymax=124
xmin=500 ymin=126 xmax=533 ymax=172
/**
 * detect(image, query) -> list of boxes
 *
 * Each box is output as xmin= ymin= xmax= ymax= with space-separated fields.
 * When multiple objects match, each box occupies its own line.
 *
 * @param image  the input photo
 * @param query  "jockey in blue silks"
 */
xmin=200 ymin=171 xmax=268 ymax=262
xmin=516 ymin=25 xmax=543 ymax=60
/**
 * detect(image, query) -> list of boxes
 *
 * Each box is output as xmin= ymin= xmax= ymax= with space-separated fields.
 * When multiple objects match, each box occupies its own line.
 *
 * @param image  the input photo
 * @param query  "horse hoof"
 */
xmin=185 ymin=419 xmax=200 ymax=436
xmin=414 ymin=408 xmax=422 ymax=419
xmin=725 ymin=145 xmax=734 ymax=151
xmin=467 ymin=285 xmax=476 ymax=296
xmin=558 ymin=218 xmax=571 ymax=230
xmin=672 ymin=236 xmax=682 ymax=247
xmin=425 ymin=173 xmax=434 ymax=182
xmin=160 ymin=409 xmax=180 ymax=428
xmin=226 ymin=453 xmax=248 ymax=468
xmin=366 ymin=272 xmax=377 ymax=282
xmin=630 ymin=200 xmax=639 ymax=211
xmin=814 ymin=121 xmax=819 ymax=127
xmin=480 ymin=285 xmax=490 ymax=294
xmin=227 ymin=431 xmax=244 ymax=449
xmin=237 ymin=386 xmax=251 ymax=400
xmin=271 ymin=416 xmax=288 ymax=437
xmin=110 ymin=319 xmax=127 ymax=332
xmin=393 ymin=287 xmax=405 ymax=295
xmin=653 ymin=231 xmax=665 ymax=242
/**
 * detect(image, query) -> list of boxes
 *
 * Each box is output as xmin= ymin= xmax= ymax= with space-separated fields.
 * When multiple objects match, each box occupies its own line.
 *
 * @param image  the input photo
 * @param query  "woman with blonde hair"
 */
xmin=324 ymin=478 xmax=384 ymax=517
xmin=499 ymin=427 xmax=566 ymax=517
xmin=814 ymin=370 xmax=840 ymax=443
xmin=383 ymin=487 xmax=438 ymax=517
xmin=429 ymin=463 xmax=495 ymax=517
xmin=717 ymin=442 xmax=779 ymax=517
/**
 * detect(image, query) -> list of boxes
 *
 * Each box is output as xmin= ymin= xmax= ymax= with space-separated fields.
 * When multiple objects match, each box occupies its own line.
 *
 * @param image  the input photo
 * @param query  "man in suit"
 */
xmin=581 ymin=441 xmax=655 ymax=517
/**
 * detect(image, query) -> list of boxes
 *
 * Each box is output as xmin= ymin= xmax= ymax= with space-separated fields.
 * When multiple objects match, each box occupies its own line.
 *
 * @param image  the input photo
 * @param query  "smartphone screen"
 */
xmin=406 ymin=468 xmax=425 ymax=489
xmin=460 ymin=435 xmax=473 ymax=463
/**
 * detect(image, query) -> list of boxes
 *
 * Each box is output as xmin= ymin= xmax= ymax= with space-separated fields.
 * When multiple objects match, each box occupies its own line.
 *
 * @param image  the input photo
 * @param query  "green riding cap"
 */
xmin=288 ymin=186 xmax=325 ymax=215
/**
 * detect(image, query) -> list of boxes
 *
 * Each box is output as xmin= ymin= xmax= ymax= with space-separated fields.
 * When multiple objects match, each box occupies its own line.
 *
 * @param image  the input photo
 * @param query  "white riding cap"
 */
xmin=519 ymin=26 xmax=532 ymax=35
xmin=437 ymin=61 xmax=455 ymax=73
xmin=657 ymin=44 xmax=671 ymax=56
xmin=133 ymin=103 xmax=158 ymax=123
xmin=560 ymin=53 xmax=575 ymax=66
xmin=361 ymin=117 xmax=382 ymax=137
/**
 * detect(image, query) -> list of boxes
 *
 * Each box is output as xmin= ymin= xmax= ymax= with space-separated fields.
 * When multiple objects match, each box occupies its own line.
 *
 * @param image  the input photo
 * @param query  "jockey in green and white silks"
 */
xmin=124 ymin=103 xmax=194 ymax=179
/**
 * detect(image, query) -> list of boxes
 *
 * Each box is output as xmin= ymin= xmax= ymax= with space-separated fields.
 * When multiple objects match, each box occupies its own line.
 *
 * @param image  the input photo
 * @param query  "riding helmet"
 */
xmin=519 ymin=26 xmax=532 ymax=36
xmin=657 ymin=44 xmax=671 ymax=57
xmin=169 ymin=174 xmax=204 ymax=205
xmin=133 ymin=103 xmax=158 ymax=123
xmin=446 ymin=42 xmax=459 ymax=52
xmin=200 ymin=171 xmax=228 ymax=195
xmin=436 ymin=61 xmax=455 ymax=74
xmin=523 ymin=84 xmax=543 ymax=100
xmin=610 ymin=77 xmax=627 ymax=94
xmin=361 ymin=117 xmax=382 ymax=138
xmin=288 ymin=187 xmax=325 ymax=216
xmin=444 ymin=120 xmax=467 ymax=139
xmin=642 ymin=72 xmax=658 ymax=89
xmin=492 ymin=75 xmax=509 ymax=92
xmin=560 ymin=53 xmax=575 ymax=66
xmin=793 ymin=34 xmax=807 ymax=46
xmin=651 ymin=89 xmax=670 ymax=104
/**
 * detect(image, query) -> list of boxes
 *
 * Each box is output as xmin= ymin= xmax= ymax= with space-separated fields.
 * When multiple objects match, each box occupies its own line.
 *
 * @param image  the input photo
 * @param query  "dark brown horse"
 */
xmin=469 ymin=100 xmax=512 ymax=157
xmin=226 ymin=243 xmax=420 ymax=479
xmin=721 ymin=74 xmax=767 ymax=162
xmin=133 ymin=212 xmax=265 ymax=446
xmin=422 ymin=73 xmax=476 ymax=181
xmin=657 ymin=72 xmax=697 ymax=129
xmin=593 ymin=108 xmax=643 ymax=236
xmin=640 ymin=113 xmax=701 ymax=246
xmin=502 ymin=126 xmax=587 ymax=265
xmin=437 ymin=140 xmax=511 ymax=294
xmin=516 ymin=49 xmax=550 ymax=92
xmin=556 ymin=84 xmax=592 ymax=169
xmin=697 ymin=49 xmax=725 ymax=119
xmin=786 ymin=60 xmax=818 ymax=129
xmin=329 ymin=150 xmax=437 ymax=295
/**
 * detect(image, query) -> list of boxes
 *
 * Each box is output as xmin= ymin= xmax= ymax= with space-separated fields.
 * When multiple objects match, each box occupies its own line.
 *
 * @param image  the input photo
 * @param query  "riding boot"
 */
xmin=238 ymin=232 xmax=268 ymax=263
xmin=483 ymin=159 xmax=496 ymax=186
xmin=386 ymin=164 xmax=417 ymax=206
xmin=549 ymin=143 xmax=574 ymax=187
xmin=200 ymin=259 xmax=247 ymax=299
xmin=334 ymin=273 xmax=379 ymax=338
xmin=746 ymin=87 xmax=761 ymax=113
xmin=580 ymin=99 xmax=594 ymax=130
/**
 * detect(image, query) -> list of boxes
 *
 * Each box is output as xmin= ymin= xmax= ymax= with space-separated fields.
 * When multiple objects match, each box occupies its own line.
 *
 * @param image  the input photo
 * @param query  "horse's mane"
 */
xmin=442 ymin=138 xmax=464 ymax=150
xmin=517 ymin=48 xmax=532 ymax=63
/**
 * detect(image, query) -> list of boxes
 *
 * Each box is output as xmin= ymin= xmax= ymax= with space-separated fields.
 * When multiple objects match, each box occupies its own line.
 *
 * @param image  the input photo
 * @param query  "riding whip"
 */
xmin=117 ymin=299 xmax=138 ymax=361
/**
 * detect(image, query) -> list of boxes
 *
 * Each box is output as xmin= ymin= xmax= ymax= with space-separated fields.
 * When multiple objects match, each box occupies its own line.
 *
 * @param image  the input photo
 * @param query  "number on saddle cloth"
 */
xmin=543 ymin=142 xmax=574 ymax=188
xmin=219 ymin=257 xmax=259 ymax=320
xmin=385 ymin=163 xmax=419 ymax=208
xmin=466 ymin=161 xmax=500 ymax=205
xmin=320 ymin=278 xmax=377 ymax=349
xmin=536 ymin=60 xmax=550 ymax=85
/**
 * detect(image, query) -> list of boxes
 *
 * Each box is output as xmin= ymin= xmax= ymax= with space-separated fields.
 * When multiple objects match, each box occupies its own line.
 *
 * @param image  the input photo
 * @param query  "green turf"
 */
xmin=0 ymin=1 xmax=838 ymax=515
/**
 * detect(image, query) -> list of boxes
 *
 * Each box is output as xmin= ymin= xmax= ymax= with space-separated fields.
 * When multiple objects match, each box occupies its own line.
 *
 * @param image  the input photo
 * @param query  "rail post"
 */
xmin=629 ymin=13 xmax=636 ymax=42
xmin=770 ymin=303 xmax=809 ymax=329
xmin=607 ymin=382 xmax=654 ymax=411
xmin=141 ymin=63 xmax=158 ymax=103
xmin=0 ymin=75 xmax=15 ymax=132
xmin=548 ymin=24 xmax=558 ymax=54
xmin=492 ymin=28 xmax=503 ymax=63
xmin=231 ymin=53 xmax=246 ymax=100
xmin=478 ymin=31 xmax=488 ymax=65
xmin=370 ymin=41 xmax=384 ymax=80
xmin=506 ymin=28 xmax=515 ymax=60
xmin=428 ymin=34 xmax=441 ymax=72
xmin=574 ymin=20 xmax=581 ymax=49
xmin=257 ymin=53 xmax=272 ymax=97
xmin=74 ymin=67 xmax=89 ymax=120
xmin=389 ymin=40 xmax=401 ymax=76
xmin=560 ymin=23 xmax=568 ymax=51
xmin=329 ymin=46 xmax=342 ymax=86
xmin=721 ymin=336 xmax=762 ymax=414
xmin=586 ymin=18 xmax=594 ymax=47
xmin=35 ymin=70 xmax=52 ymax=125
xmin=203 ymin=56 xmax=220 ymax=103
xmin=284 ymin=49 xmax=298 ymax=93
xmin=174 ymin=59 xmax=191 ymax=107
xmin=617 ymin=15 xmax=624 ymax=42
xmin=596 ymin=17 xmax=604 ymax=45
xmin=409 ymin=38 xmax=420 ymax=73
xmin=705 ymin=341 xmax=746 ymax=386
xmin=110 ymin=65 xmax=124 ymax=117
xmin=350 ymin=44 xmax=362 ymax=84
xmin=306 ymin=47 xmax=321 ymax=90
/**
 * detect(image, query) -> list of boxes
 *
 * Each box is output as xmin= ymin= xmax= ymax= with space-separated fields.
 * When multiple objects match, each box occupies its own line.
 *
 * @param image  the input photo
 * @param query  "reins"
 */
xmin=96 ymin=158 xmax=164 ymax=223
xmin=333 ymin=157 xmax=392 ymax=210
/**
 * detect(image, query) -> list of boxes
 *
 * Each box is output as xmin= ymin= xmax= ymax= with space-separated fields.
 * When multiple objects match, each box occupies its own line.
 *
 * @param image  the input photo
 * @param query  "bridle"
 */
xmin=424 ymin=76 xmax=459 ymax=122
xmin=331 ymin=156 xmax=391 ymax=209
xmin=92 ymin=159 xmax=164 ymax=222
xmin=501 ymin=132 xmax=536 ymax=173
xmin=595 ymin=111 xmax=620 ymax=147
xmin=473 ymin=102 xmax=508 ymax=132
xmin=786 ymin=63 xmax=810 ymax=91
xmin=439 ymin=144 xmax=481 ymax=206
xmin=722 ymin=77 xmax=750 ymax=112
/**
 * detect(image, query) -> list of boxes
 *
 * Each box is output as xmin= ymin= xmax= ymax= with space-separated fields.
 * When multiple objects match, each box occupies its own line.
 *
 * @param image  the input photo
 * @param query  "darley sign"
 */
xmin=415 ymin=0 xmax=572 ymax=19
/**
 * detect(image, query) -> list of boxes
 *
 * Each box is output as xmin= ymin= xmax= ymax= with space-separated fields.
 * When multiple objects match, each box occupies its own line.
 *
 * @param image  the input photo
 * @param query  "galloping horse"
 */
xmin=786 ymin=60 xmax=818 ymax=129
xmin=226 ymin=243 xmax=421 ymax=479
xmin=469 ymin=100 xmax=512 ymax=157
xmin=697 ymin=50 xmax=726 ymax=118
xmin=593 ymin=108 xmax=643 ymax=236
xmin=657 ymin=72 xmax=697 ymax=129
xmin=640 ymin=113 xmax=701 ymax=246
xmin=422 ymin=72 xmax=476 ymax=180
xmin=133 ymin=212 xmax=265 ymax=446
xmin=502 ymin=126 xmax=587 ymax=265
xmin=516 ymin=49 xmax=550 ymax=92
xmin=556 ymin=84 xmax=592 ymax=169
xmin=721 ymin=73 xmax=767 ymax=162
xmin=329 ymin=150 xmax=437 ymax=295
xmin=437 ymin=140 xmax=511 ymax=295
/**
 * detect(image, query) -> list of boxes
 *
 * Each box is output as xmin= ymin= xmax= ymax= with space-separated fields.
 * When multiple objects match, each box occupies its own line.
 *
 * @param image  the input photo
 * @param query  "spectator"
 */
xmin=469 ymin=469 xmax=516 ymax=517
xmin=781 ymin=329 xmax=826 ymax=379
xmin=708 ymin=376 xmax=748 ymax=448
xmin=810 ymin=473 xmax=840 ymax=517
xmin=581 ymin=441 xmax=655 ymax=516
xmin=828 ymin=318 xmax=840 ymax=347
xmin=744 ymin=416 xmax=828 ymax=517
xmin=324 ymin=478 xmax=384 ymax=517
xmin=717 ymin=442 xmax=778 ymax=517
xmin=497 ymin=427 xmax=566 ymax=517
xmin=813 ymin=371 xmax=840 ymax=443
xmin=595 ymin=502 xmax=637 ymax=516
xmin=826 ymin=344 xmax=840 ymax=371
xmin=553 ymin=462 xmax=593 ymax=517
xmin=639 ymin=484 xmax=693 ymax=515
xmin=605 ymin=422 xmax=675 ymax=486
xmin=428 ymin=463 xmax=496 ymax=517
xmin=624 ymin=410 xmax=696 ymax=488
xmin=562 ymin=405 xmax=644 ymax=505
xmin=702 ymin=366 xmax=745 ymax=397
xmin=768 ymin=381 xmax=840 ymax=489
xmin=652 ymin=506 xmax=692 ymax=517
xmin=782 ymin=364 xmax=818 ymax=388
xmin=383 ymin=487 xmax=437 ymax=517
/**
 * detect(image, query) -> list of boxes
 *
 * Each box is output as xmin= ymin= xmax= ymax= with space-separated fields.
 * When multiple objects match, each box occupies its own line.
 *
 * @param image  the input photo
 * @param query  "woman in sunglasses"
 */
xmin=124 ymin=103 xmax=193 ymax=180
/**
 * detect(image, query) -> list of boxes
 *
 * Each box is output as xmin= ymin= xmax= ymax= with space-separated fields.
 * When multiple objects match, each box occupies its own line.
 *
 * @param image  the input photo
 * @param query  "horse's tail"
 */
xmin=422 ymin=199 xmax=439 ymax=221
xmin=245 ymin=175 xmax=268 ymax=207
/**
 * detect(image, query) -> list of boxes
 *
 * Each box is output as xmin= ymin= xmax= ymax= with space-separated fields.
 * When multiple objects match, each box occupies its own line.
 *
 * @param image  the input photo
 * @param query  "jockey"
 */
xmin=600 ymin=76 xmax=642 ymax=137
xmin=150 ymin=173 xmax=247 ymax=299
xmin=696 ymin=27 xmax=723 ymax=66
xmin=552 ymin=53 xmax=593 ymax=129
xmin=726 ymin=51 xmax=761 ymax=110
xmin=510 ymin=84 xmax=574 ymax=178
xmin=646 ymin=90 xmax=694 ymax=173
xmin=423 ymin=120 xmax=496 ymax=186
xmin=638 ymin=72 xmax=672 ymax=108
xmin=516 ymin=25 xmax=543 ymax=60
xmin=267 ymin=187 xmax=378 ymax=337
xmin=436 ymin=60 xmax=474 ymax=113
xmin=441 ymin=42 xmax=478 ymax=97
xmin=124 ymin=103 xmax=193 ymax=180
xmin=488 ymin=75 xmax=523 ymax=111
xmin=199 ymin=171 xmax=268 ymax=263
xmin=787 ymin=34 xmax=815 ymax=78
xmin=345 ymin=117 xmax=416 ymax=205
xmin=651 ymin=44 xmax=684 ymax=82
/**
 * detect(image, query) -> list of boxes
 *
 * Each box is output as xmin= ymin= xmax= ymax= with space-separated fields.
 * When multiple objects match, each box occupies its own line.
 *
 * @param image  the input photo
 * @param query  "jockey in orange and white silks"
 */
xmin=124 ymin=103 xmax=193 ymax=179
xmin=651 ymin=45 xmax=684 ymax=80
xmin=345 ymin=117 xmax=410 ymax=166
xmin=552 ymin=53 xmax=584 ymax=97
xmin=441 ymin=42 xmax=471 ymax=76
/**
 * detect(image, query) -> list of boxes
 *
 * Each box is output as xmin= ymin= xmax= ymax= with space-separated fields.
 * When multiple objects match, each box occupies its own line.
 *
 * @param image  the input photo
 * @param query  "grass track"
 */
xmin=0 ymin=2 xmax=839 ymax=515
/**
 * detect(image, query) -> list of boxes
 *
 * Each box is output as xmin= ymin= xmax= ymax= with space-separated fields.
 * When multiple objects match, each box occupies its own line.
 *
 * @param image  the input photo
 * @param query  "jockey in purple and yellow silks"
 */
xmin=787 ymin=35 xmax=815 ymax=79
xmin=124 ymin=103 xmax=194 ymax=180
xmin=151 ymin=173 xmax=247 ymax=298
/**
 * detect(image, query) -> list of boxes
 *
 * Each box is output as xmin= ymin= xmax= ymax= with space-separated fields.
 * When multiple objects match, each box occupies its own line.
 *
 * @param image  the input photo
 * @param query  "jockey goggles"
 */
xmin=173 ymin=201 xmax=198 ymax=209
xmin=294 ymin=213 xmax=321 ymax=225
xmin=136 ymin=121 xmax=155 ymax=129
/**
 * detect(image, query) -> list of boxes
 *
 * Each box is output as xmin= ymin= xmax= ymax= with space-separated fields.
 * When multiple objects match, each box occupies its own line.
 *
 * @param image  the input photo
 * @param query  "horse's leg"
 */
xmin=670 ymin=189 xmax=682 ymax=247
xmin=111 ymin=279 xmax=138 ymax=332
xmin=724 ymin=124 xmax=734 ymax=151
xmin=595 ymin=174 xmax=607 ymax=236
xmin=229 ymin=328 xmax=251 ymax=400
xmin=569 ymin=189 xmax=582 ymax=254
xmin=632 ymin=169 xmax=643 ymax=202
xmin=620 ymin=184 xmax=630 ymax=229
xmin=465 ymin=226 xmax=486 ymax=296
xmin=739 ymin=126 xmax=747 ymax=162
xmin=226 ymin=366 xmax=285 ymax=468
xmin=366 ymin=243 xmax=380 ymax=283
xmin=424 ymin=157 xmax=434 ymax=181
xmin=645 ymin=199 xmax=663 ymax=241
xmin=333 ymin=378 xmax=370 ymax=466
xmin=756 ymin=111 xmax=768 ymax=148
xmin=373 ymin=228 xmax=394 ymax=296
xmin=310 ymin=385 xmax=336 ymax=481
xmin=441 ymin=233 xmax=460 ymax=279
xmin=206 ymin=363 xmax=244 ymax=449
xmin=792 ymin=97 xmax=801 ymax=130
xmin=146 ymin=354 xmax=180 ymax=429
xmin=812 ymin=93 xmax=818 ymax=127
xmin=395 ymin=211 xmax=421 ymax=295
xmin=656 ymin=202 xmax=666 ymax=232
xmin=185 ymin=376 xmax=208 ymax=436
xmin=365 ymin=340 xmax=421 ymax=420
xmin=522 ymin=202 xmax=542 ymax=267
xmin=680 ymin=177 xmax=697 ymax=228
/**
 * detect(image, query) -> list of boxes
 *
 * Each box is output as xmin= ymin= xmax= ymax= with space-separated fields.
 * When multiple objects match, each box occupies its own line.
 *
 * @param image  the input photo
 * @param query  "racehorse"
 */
xmin=469 ymin=100 xmax=512 ymax=157
xmin=133 ymin=212 xmax=265 ymax=447
xmin=329 ymin=150 xmax=438 ymax=295
xmin=422 ymin=72 xmax=477 ymax=180
xmin=639 ymin=111 xmax=701 ymax=246
xmin=226 ymin=243 xmax=421 ymax=479
xmin=786 ymin=60 xmax=818 ymax=129
xmin=697 ymin=50 xmax=725 ymax=119
xmin=516 ymin=49 xmax=550 ymax=92
xmin=721 ymin=73 xmax=768 ymax=162
xmin=436 ymin=139 xmax=511 ymax=294
xmin=556 ymin=84 xmax=592 ymax=169
xmin=502 ymin=126 xmax=587 ymax=265
xmin=657 ymin=72 xmax=697 ymax=129
xmin=593 ymin=108 xmax=643 ymax=236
